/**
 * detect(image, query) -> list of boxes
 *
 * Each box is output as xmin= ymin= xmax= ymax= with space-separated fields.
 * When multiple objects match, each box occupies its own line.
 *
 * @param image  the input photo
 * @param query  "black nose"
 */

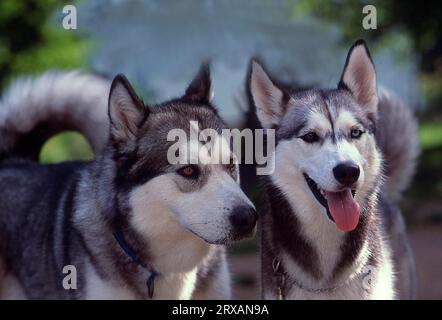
xmin=229 ymin=205 xmax=258 ymax=234
xmin=333 ymin=162 xmax=360 ymax=186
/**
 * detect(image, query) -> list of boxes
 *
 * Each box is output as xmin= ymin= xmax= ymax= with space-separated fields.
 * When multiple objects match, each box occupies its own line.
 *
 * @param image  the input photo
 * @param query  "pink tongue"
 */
xmin=325 ymin=190 xmax=360 ymax=232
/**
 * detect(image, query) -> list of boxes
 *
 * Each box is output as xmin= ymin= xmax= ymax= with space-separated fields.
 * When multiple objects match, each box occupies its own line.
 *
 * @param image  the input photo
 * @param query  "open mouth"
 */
xmin=303 ymin=173 xmax=360 ymax=232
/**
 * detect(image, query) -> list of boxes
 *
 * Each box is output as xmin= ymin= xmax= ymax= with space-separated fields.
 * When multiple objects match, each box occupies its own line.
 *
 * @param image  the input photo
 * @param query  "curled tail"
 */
xmin=0 ymin=71 xmax=111 ymax=161
xmin=375 ymin=88 xmax=420 ymax=200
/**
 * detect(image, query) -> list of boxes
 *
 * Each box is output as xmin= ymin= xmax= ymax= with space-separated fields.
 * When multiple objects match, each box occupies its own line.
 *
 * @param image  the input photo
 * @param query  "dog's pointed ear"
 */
xmin=183 ymin=63 xmax=213 ymax=103
xmin=249 ymin=60 xmax=287 ymax=129
xmin=108 ymin=74 xmax=148 ymax=148
xmin=339 ymin=39 xmax=378 ymax=115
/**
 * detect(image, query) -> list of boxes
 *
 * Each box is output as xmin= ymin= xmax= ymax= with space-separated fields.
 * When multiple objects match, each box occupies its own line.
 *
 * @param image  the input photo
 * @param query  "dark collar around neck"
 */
xmin=113 ymin=228 xmax=160 ymax=299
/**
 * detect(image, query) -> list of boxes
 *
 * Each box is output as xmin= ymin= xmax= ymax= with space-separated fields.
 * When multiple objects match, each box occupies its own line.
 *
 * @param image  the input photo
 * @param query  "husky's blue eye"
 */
xmin=350 ymin=129 xmax=364 ymax=139
xmin=300 ymin=132 xmax=319 ymax=143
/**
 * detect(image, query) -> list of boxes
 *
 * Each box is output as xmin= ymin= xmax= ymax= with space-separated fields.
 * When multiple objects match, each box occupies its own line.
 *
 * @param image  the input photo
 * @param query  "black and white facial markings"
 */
xmin=107 ymin=64 xmax=256 ymax=260
xmin=250 ymin=40 xmax=381 ymax=232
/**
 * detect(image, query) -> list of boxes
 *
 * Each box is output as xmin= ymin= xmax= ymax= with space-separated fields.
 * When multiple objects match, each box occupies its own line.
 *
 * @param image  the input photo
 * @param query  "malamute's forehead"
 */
xmin=118 ymin=100 xmax=228 ymax=186
xmin=146 ymin=99 xmax=226 ymax=134
xmin=137 ymin=99 xmax=227 ymax=157
xmin=277 ymin=88 xmax=375 ymax=142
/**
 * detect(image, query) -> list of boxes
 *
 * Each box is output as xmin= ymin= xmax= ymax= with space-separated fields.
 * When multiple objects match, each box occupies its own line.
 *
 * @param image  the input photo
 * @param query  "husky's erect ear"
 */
xmin=183 ymin=63 xmax=213 ymax=104
xmin=339 ymin=39 xmax=378 ymax=115
xmin=108 ymin=74 xmax=148 ymax=149
xmin=249 ymin=60 xmax=287 ymax=129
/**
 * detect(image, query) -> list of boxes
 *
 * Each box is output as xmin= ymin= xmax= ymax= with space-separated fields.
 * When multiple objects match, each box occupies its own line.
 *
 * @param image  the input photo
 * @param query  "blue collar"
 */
xmin=113 ymin=229 xmax=159 ymax=299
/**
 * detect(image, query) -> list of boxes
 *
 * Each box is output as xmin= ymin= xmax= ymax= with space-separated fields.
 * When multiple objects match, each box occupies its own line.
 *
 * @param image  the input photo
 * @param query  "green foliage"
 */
xmin=0 ymin=0 xmax=89 ymax=89
xmin=0 ymin=0 xmax=91 ymax=164
xmin=39 ymin=132 xmax=94 ymax=164
xmin=420 ymin=123 xmax=442 ymax=150
xmin=10 ymin=22 xmax=90 ymax=76
xmin=295 ymin=0 xmax=442 ymax=72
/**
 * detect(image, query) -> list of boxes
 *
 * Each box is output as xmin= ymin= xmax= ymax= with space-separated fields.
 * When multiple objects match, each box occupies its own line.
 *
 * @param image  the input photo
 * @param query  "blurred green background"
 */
xmin=0 ymin=0 xmax=441 ymax=299
xmin=0 ymin=0 xmax=94 ymax=163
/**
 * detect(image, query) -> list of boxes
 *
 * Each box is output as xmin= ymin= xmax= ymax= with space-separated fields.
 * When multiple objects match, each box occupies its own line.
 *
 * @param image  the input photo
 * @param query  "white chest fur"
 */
xmin=84 ymin=261 xmax=199 ymax=300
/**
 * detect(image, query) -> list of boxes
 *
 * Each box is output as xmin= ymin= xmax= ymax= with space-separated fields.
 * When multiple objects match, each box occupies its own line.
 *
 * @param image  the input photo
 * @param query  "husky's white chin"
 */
xmin=303 ymin=173 xmax=361 ymax=232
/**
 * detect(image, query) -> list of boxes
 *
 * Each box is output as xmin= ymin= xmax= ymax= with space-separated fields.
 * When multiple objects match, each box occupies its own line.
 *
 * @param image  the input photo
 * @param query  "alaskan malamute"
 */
xmin=0 ymin=65 xmax=257 ymax=299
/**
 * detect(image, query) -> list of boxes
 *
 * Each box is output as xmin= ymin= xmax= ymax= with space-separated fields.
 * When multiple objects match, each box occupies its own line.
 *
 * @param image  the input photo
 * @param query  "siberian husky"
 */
xmin=249 ymin=40 xmax=419 ymax=299
xmin=0 ymin=65 xmax=257 ymax=299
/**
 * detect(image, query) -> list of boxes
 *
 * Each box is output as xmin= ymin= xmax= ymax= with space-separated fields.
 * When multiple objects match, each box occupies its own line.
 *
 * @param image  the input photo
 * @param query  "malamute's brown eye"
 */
xmin=300 ymin=132 xmax=319 ymax=143
xmin=350 ymin=128 xmax=364 ymax=139
xmin=177 ymin=165 xmax=199 ymax=179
